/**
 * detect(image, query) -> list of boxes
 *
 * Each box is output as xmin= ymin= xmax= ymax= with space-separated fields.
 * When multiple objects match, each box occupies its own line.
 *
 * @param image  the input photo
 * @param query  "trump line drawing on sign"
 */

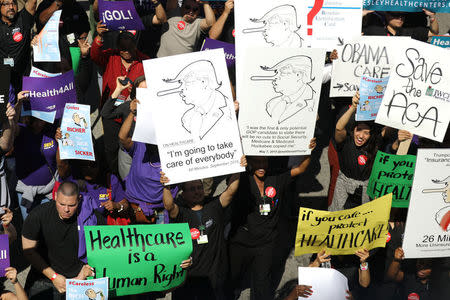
xmin=422 ymin=175 xmax=450 ymax=232
xmin=250 ymin=55 xmax=315 ymax=124
xmin=156 ymin=60 xmax=231 ymax=140
xmin=242 ymin=4 xmax=302 ymax=48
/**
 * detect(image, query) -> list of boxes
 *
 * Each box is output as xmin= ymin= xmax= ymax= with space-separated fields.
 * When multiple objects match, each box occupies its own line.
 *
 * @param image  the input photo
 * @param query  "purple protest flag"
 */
xmin=98 ymin=0 xmax=145 ymax=31
xmin=201 ymin=38 xmax=235 ymax=68
xmin=0 ymin=234 xmax=9 ymax=277
xmin=22 ymin=70 xmax=77 ymax=124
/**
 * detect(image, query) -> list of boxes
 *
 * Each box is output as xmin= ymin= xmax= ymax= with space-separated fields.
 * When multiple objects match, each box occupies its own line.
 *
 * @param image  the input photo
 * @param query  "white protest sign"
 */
xmin=376 ymin=40 xmax=450 ymax=142
xmin=235 ymin=0 xmax=308 ymax=98
xmin=306 ymin=0 xmax=362 ymax=49
xmin=143 ymin=49 xmax=244 ymax=185
xmin=330 ymin=36 xmax=409 ymax=97
xmin=298 ymin=267 xmax=349 ymax=300
xmin=132 ymin=88 xmax=157 ymax=145
xmin=239 ymin=47 xmax=325 ymax=156
xmin=403 ymin=149 xmax=450 ymax=258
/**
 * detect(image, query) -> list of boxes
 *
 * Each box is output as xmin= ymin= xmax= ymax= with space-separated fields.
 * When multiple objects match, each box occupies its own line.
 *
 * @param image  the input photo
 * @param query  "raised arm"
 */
xmin=209 ymin=0 xmax=233 ymax=40
xmin=335 ymin=92 xmax=358 ymax=144
xmin=38 ymin=1 xmax=62 ymax=27
xmin=356 ymin=249 xmax=370 ymax=288
xmin=423 ymin=9 xmax=439 ymax=36
xmin=219 ymin=155 xmax=246 ymax=207
xmin=25 ymin=0 xmax=38 ymax=15
xmin=151 ymin=0 xmax=167 ymax=24
xmin=1 ymin=208 xmax=17 ymax=244
xmin=290 ymin=138 xmax=316 ymax=178
xmin=200 ymin=1 xmax=216 ymax=32
xmin=118 ymin=99 xmax=138 ymax=151
xmin=160 ymin=172 xmax=180 ymax=218
xmin=387 ymin=247 xmax=405 ymax=282
xmin=0 ymin=103 xmax=16 ymax=153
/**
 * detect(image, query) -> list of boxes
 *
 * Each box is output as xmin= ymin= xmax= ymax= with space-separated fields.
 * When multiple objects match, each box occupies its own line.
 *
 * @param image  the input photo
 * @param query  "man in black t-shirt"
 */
xmin=0 ymin=0 xmax=36 ymax=92
xmin=363 ymin=9 xmax=439 ymax=42
xmin=22 ymin=181 xmax=96 ymax=300
xmin=160 ymin=156 xmax=246 ymax=300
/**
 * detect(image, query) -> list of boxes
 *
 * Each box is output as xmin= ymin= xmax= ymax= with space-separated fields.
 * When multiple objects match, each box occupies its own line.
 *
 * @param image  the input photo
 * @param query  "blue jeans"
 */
xmin=17 ymin=192 xmax=50 ymax=220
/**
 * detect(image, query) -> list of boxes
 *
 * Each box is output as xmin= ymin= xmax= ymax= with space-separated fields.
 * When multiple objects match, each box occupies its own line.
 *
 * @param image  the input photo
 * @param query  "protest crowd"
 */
xmin=0 ymin=0 xmax=449 ymax=299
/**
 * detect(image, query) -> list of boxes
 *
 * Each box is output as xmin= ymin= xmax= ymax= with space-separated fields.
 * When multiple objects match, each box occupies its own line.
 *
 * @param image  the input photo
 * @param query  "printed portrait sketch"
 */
xmin=422 ymin=176 xmax=450 ymax=231
xmin=72 ymin=112 xmax=88 ymax=128
xmin=250 ymin=55 xmax=315 ymax=124
xmin=157 ymin=60 xmax=232 ymax=140
xmin=85 ymin=288 xmax=105 ymax=300
xmin=242 ymin=4 xmax=303 ymax=48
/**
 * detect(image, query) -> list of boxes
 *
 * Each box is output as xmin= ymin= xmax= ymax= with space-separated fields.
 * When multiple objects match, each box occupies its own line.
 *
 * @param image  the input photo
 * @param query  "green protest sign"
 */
xmin=85 ymin=224 xmax=192 ymax=296
xmin=367 ymin=151 xmax=416 ymax=208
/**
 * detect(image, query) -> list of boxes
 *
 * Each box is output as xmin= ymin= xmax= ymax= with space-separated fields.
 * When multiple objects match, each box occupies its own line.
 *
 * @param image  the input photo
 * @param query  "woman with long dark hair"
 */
xmin=329 ymin=92 xmax=382 ymax=211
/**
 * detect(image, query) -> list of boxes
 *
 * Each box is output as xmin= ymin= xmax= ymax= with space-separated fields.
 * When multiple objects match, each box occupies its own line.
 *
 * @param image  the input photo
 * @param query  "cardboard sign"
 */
xmin=58 ymin=103 xmax=95 ymax=161
xmin=201 ymin=38 xmax=235 ymax=68
xmin=98 ymin=0 xmax=144 ymax=31
xmin=238 ymin=47 xmax=325 ymax=156
xmin=403 ymin=148 xmax=450 ymax=258
xmin=85 ymin=224 xmax=192 ymax=296
xmin=430 ymin=35 xmax=450 ymax=49
xmin=306 ymin=0 xmax=363 ymax=49
xmin=375 ymin=39 xmax=450 ymax=142
xmin=367 ymin=151 xmax=416 ymax=208
xmin=356 ymin=76 xmax=389 ymax=121
xmin=66 ymin=277 xmax=109 ymax=300
xmin=22 ymin=70 xmax=77 ymax=123
xmin=143 ymin=49 xmax=244 ymax=185
xmin=298 ymin=267 xmax=349 ymax=300
xmin=33 ymin=10 xmax=61 ymax=62
xmin=330 ymin=36 xmax=409 ymax=97
xmin=132 ymin=88 xmax=157 ymax=145
xmin=295 ymin=194 xmax=392 ymax=255
xmin=363 ymin=0 xmax=450 ymax=13
xmin=0 ymin=235 xmax=9 ymax=277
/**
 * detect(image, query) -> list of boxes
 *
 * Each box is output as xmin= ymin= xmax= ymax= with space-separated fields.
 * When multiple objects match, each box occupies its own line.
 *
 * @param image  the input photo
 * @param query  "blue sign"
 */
xmin=430 ymin=35 xmax=450 ymax=48
xmin=363 ymin=0 xmax=450 ymax=13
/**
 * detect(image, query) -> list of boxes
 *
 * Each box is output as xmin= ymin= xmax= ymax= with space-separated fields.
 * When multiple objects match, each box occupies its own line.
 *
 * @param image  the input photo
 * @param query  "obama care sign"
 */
xmin=85 ymin=224 xmax=192 ymax=296
xmin=99 ymin=0 xmax=145 ymax=31
xmin=403 ymin=149 xmax=450 ymax=259
xmin=22 ymin=70 xmax=77 ymax=123
xmin=376 ymin=39 xmax=450 ymax=142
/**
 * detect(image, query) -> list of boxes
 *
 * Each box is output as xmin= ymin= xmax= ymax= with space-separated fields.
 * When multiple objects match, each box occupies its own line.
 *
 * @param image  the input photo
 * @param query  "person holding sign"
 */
xmin=363 ymin=9 xmax=439 ymax=42
xmin=22 ymin=181 xmax=101 ymax=299
xmin=0 ymin=102 xmax=16 ymax=209
xmin=228 ymin=140 xmax=315 ymax=300
xmin=330 ymin=92 xmax=381 ymax=212
xmin=156 ymin=0 xmax=216 ymax=57
xmin=119 ymin=98 xmax=178 ymax=224
xmin=160 ymin=155 xmax=246 ymax=300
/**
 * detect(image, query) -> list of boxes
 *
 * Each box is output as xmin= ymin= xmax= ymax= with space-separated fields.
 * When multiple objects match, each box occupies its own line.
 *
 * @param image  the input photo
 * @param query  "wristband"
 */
xmin=360 ymin=262 xmax=368 ymax=271
xmin=117 ymin=204 xmax=124 ymax=213
xmin=2 ymin=223 xmax=9 ymax=228
xmin=51 ymin=273 xmax=58 ymax=281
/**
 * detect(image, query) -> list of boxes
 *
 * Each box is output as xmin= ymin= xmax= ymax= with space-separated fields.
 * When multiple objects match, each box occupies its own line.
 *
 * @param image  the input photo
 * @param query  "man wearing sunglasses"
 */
xmin=0 ymin=0 xmax=37 ymax=92
xmin=156 ymin=0 xmax=216 ymax=57
xmin=363 ymin=8 xmax=439 ymax=41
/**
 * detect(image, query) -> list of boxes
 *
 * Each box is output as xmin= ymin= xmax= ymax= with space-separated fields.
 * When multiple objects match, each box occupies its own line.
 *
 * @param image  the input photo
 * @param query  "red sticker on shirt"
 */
xmin=386 ymin=232 xmax=391 ymax=243
xmin=232 ymin=29 xmax=235 ymax=37
xmin=128 ymin=30 xmax=137 ymax=35
xmin=177 ymin=21 xmax=186 ymax=30
xmin=190 ymin=228 xmax=200 ymax=240
xmin=357 ymin=155 xmax=367 ymax=166
xmin=265 ymin=186 xmax=276 ymax=198
xmin=408 ymin=293 xmax=420 ymax=300
xmin=13 ymin=32 xmax=23 ymax=42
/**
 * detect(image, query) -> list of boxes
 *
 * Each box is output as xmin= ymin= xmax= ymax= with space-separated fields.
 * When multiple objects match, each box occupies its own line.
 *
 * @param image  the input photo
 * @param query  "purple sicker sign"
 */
xmin=99 ymin=0 xmax=145 ymax=31
xmin=22 ymin=70 xmax=77 ymax=123
xmin=0 ymin=234 xmax=9 ymax=277
xmin=201 ymin=38 xmax=235 ymax=68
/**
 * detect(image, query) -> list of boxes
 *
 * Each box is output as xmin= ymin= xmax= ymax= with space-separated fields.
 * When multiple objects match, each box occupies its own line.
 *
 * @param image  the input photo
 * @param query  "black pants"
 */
xmin=172 ymin=276 xmax=224 ymax=300
xmin=228 ymin=242 xmax=274 ymax=300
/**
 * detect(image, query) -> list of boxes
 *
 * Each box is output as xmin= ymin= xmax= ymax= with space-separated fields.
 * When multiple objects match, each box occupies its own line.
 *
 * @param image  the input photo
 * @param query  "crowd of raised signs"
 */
xmin=0 ymin=0 xmax=449 ymax=299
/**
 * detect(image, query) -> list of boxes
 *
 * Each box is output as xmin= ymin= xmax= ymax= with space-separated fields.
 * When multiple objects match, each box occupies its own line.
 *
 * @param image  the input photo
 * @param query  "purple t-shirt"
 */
xmin=81 ymin=174 xmax=126 ymax=209
xmin=125 ymin=142 xmax=177 ymax=207
xmin=15 ymin=124 xmax=57 ymax=186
